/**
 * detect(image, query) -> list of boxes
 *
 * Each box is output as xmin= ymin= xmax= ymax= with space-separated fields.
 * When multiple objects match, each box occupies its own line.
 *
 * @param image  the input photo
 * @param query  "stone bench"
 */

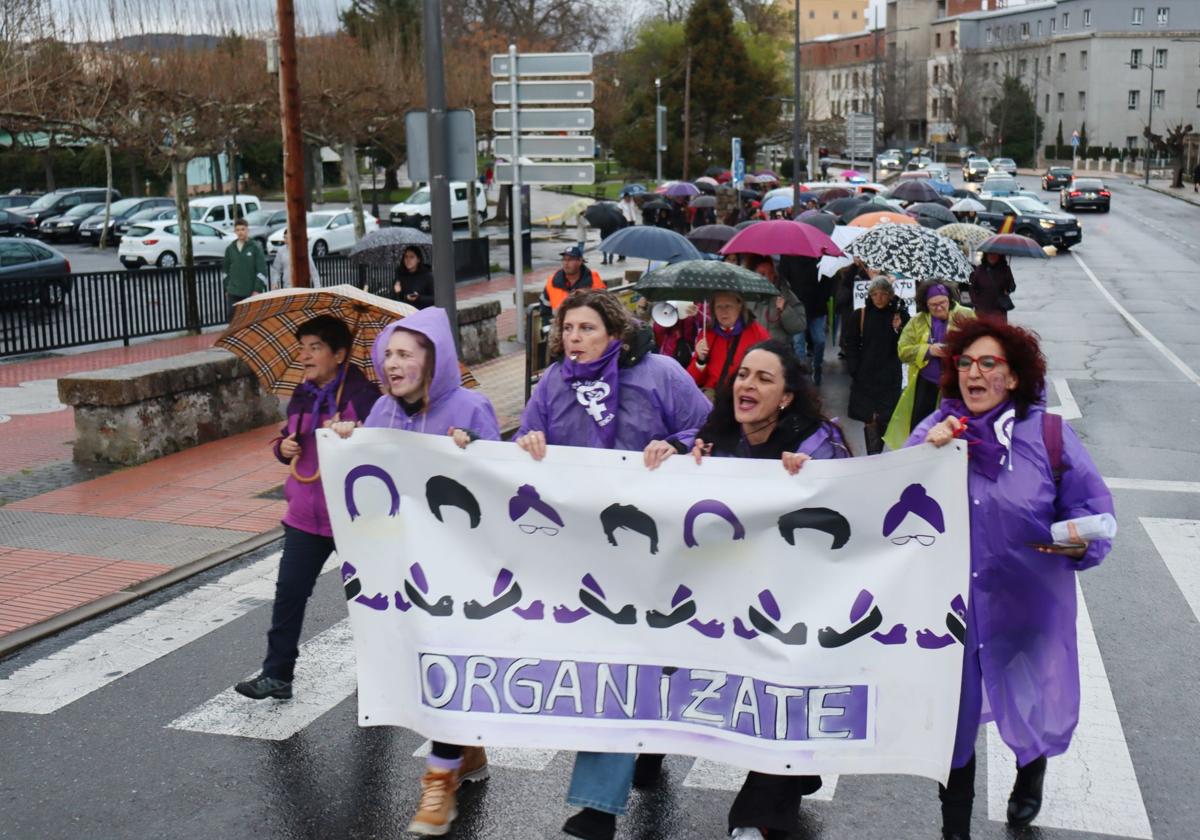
xmin=58 ymin=349 xmax=282 ymax=466
xmin=457 ymin=300 xmax=502 ymax=365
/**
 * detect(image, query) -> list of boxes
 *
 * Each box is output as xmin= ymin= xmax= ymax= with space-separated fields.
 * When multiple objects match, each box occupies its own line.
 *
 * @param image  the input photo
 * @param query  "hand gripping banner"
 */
xmin=319 ymin=430 xmax=970 ymax=781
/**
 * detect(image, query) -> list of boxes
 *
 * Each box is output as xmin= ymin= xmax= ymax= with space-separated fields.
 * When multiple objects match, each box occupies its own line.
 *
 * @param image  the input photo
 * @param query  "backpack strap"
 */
xmin=1042 ymin=412 xmax=1065 ymax=486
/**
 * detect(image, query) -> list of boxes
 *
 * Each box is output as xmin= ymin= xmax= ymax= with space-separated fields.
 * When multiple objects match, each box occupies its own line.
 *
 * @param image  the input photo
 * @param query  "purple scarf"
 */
xmin=560 ymin=339 xmax=622 ymax=448
xmin=921 ymin=312 xmax=949 ymax=383
xmin=294 ymin=367 xmax=346 ymax=433
xmin=941 ymin=397 xmax=1016 ymax=481
xmin=713 ymin=317 xmax=745 ymax=341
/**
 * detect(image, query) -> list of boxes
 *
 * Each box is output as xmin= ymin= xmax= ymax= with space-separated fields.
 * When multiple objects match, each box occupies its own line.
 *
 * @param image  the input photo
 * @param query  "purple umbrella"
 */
xmin=664 ymin=182 xmax=700 ymax=198
xmin=720 ymin=219 xmax=843 ymax=258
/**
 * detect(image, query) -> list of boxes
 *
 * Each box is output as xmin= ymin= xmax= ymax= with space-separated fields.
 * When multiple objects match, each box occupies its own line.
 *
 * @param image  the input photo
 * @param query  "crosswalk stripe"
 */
xmin=985 ymin=580 xmax=1152 ymax=839
xmin=412 ymin=740 xmax=558 ymax=771
xmin=1141 ymin=517 xmax=1200 ymax=623
xmin=681 ymin=758 xmax=838 ymax=802
xmin=1048 ymin=377 xmax=1082 ymax=420
xmin=168 ymin=618 xmax=356 ymax=741
xmin=0 ymin=552 xmax=286 ymax=715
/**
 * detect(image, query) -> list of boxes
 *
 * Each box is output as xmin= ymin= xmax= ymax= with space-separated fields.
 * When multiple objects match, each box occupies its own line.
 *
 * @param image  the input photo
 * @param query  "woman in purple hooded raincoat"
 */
xmin=512 ymin=289 xmax=711 ymax=840
xmin=908 ymin=317 xmax=1114 ymax=840
xmin=331 ymin=306 xmax=500 ymax=838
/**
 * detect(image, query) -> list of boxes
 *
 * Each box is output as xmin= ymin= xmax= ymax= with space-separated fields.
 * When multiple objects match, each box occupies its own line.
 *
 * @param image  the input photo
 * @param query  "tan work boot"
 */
xmin=408 ymin=768 xmax=459 ymax=836
xmin=458 ymin=745 xmax=490 ymax=784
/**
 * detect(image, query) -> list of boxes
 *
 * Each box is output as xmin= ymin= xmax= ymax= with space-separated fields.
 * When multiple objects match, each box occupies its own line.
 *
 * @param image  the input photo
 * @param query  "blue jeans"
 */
xmin=567 ymin=752 xmax=636 ymax=815
xmin=793 ymin=314 xmax=827 ymax=373
xmin=262 ymin=525 xmax=336 ymax=681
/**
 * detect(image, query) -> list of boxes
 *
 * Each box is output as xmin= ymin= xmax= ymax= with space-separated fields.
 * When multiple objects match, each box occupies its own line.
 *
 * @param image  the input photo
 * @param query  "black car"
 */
xmin=0 ymin=237 xmax=73 ymax=307
xmin=0 ymin=209 xmax=39 ymax=237
xmin=1042 ymin=167 xmax=1073 ymax=191
xmin=78 ymin=196 xmax=175 ymax=245
xmin=1060 ymin=178 xmax=1110 ymax=212
xmin=14 ymin=187 xmax=122 ymax=228
xmin=976 ymin=195 xmax=1082 ymax=251
xmin=0 ymin=194 xmax=40 ymax=210
xmin=39 ymin=202 xmax=104 ymax=242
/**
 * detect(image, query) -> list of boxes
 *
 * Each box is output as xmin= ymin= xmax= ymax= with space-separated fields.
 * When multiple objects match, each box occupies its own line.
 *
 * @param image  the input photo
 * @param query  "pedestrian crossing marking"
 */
xmin=413 ymin=740 xmax=558 ymax=771
xmin=985 ymin=580 xmax=1152 ymax=839
xmin=1141 ymin=518 xmax=1200 ymax=623
xmin=681 ymin=757 xmax=838 ymax=802
xmin=1048 ymin=377 xmax=1082 ymax=420
xmin=0 ymin=552 xmax=285 ymax=715
xmin=168 ymin=618 xmax=357 ymax=741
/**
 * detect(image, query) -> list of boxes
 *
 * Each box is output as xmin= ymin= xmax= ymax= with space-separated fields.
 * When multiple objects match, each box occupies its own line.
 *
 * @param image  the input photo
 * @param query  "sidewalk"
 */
xmin=1141 ymin=180 xmax=1200 ymax=207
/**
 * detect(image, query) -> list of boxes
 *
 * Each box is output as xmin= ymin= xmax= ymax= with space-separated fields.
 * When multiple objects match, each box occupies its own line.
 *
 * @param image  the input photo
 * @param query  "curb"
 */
xmin=0 ymin=526 xmax=284 ymax=659
xmin=1139 ymin=182 xmax=1200 ymax=207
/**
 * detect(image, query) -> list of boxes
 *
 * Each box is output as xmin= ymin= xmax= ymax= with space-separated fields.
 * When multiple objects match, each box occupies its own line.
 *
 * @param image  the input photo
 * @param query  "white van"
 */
xmin=389 ymin=182 xmax=486 ymax=232
xmin=187 ymin=195 xmax=261 ymax=230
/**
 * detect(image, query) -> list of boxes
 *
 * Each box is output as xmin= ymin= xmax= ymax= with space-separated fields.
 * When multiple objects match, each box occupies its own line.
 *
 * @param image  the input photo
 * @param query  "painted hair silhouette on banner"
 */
xmin=777 ymin=507 xmax=852 ymax=550
xmin=344 ymin=464 xmax=400 ymax=520
xmin=600 ymin=503 xmax=659 ymax=554
xmin=883 ymin=483 xmax=946 ymax=543
xmin=426 ymin=475 xmax=481 ymax=529
xmin=683 ymin=499 xmax=746 ymax=547
xmin=509 ymin=484 xmax=564 ymax=535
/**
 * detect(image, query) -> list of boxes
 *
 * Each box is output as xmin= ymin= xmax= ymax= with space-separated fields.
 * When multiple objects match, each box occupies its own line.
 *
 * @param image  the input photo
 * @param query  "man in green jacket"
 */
xmin=223 ymin=217 xmax=268 ymax=320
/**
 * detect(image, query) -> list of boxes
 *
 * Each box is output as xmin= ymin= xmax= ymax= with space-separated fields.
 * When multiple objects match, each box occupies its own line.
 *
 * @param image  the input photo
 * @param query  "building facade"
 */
xmin=789 ymin=0 xmax=873 ymax=41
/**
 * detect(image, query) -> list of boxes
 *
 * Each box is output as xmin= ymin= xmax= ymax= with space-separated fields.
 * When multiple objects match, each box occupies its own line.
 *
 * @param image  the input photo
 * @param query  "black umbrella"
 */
xmin=584 ymin=202 xmax=625 ymax=229
xmin=841 ymin=203 xmax=883 ymax=223
xmin=734 ymin=219 xmax=762 ymax=231
xmin=796 ymin=211 xmax=837 ymax=235
xmin=907 ymin=202 xmax=957 ymax=225
xmin=693 ymin=180 xmax=717 ymax=194
xmin=634 ymin=259 xmax=779 ymax=302
xmin=643 ymin=198 xmax=671 ymax=211
xmin=817 ymin=187 xmax=853 ymax=204
xmin=704 ymin=165 xmax=727 ymax=177
xmin=824 ymin=197 xmax=868 ymax=217
xmin=738 ymin=189 xmax=759 ymax=201
xmin=889 ymin=180 xmax=942 ymax=203
xmin=349 ymin=226 xmax=433 ymax=266
xmin=690 ymin=195 xmax=716 ymax=209
xmin=600 ymin=226 xmax=704 ymax=263
xmin=686 ymin=223 xmax=738 ymax=254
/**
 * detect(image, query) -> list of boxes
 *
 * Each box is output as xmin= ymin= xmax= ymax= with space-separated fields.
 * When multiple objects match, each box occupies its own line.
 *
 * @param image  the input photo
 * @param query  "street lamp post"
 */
xmin=1127 ymin=59 xmax=1156 ymax=185
xmin=655 ymin=78 xmax=663 ymax=183
xmin=792 ymin=0 xmax=803 ymax=216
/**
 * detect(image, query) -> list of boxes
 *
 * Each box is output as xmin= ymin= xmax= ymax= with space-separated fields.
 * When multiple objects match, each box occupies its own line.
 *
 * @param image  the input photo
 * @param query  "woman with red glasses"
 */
xmin=909 ymin=317 xmax=1114 ymax=840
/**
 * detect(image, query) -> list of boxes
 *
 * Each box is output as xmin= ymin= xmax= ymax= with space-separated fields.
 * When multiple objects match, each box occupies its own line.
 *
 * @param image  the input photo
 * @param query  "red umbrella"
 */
xmin=719 ymin=219 xmax=843 ymax=258
xmin=817 ymin=187 xmax=852 ymax=204
xmin=716 ymin=170 xmax=733 ymax=183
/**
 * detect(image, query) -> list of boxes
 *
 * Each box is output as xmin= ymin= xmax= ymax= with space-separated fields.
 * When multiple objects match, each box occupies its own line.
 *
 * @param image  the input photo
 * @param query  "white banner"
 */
xmin=319 ymin=430 xmax=970 ymax=781
xmin=854 ymin=276 xmax=917 ymax=313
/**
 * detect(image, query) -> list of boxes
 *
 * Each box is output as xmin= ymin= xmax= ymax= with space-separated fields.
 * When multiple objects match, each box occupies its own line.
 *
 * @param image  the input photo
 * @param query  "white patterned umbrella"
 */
xmin=843 ymin=222 xmax=972 ymax=283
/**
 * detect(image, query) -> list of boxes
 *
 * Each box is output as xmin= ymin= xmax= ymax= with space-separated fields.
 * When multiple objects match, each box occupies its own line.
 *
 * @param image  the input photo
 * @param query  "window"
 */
xmin=1153 ymin=89 xmax=1165 ymax=107
xmin=833 ymin=9 xmax=839 ymax=19
xmin=1128 ymin=90 xmax=1140 ymax=109
xmin=987 ymin=28 xmax=993 ymax=42
xmin=1062 ymin=12 xmax=1069 ymax=29
xmin=854 ymin=44 xmax=861 ymax=57
xmin=1035 ymin=56 xmax=1040 ymax=74
xmin=852 ymin=9 xmax=858 ymax=18
xmin=1132 ymin=7 xmax=1143 ymax=24
xmin=1050 ymin=17 xmax=1056 ymax=32
xmin=0 ymin=241 xmax=36 ymax=267
xmin=951 ymin=31 xmax=957 ymax=47
xmin=1018 ymin=58 xmax=1028 ymax=75
xmin=1130 ymin=49 xmax=1142 ymax=67
xmin=1044 ymin=93 xmax=1050 ymax=112
xmin=993 ymin=61 xmax=999 ymax=76
xmin=1021 ymin=22 xmax=1030 ymax=39
xmin=1080 ymin=50 xmax=1088 ymax=70
xmin=931 ymin=98 xmax=939 ymax=117
xmin=1058 ymin=52 xmax=1066 ymax=71
xmin=1157 ymin=7 xmax=1169 ymax=25
xmin=1057 ymin=92 xmax=1065 ymax=110
xmin=1126 ymin=136 xmax=1138 ymax=148
xmin=933 ymin=65 xmax=939 ymax=83
xmin=1078 ymin=91 xmax=1086 ymax=109
xmin=1037 ymin=20 xmax=1043 ymax=36
xmin=1083 ymin=8 xmax=1092 ymax=27
xmin=1155 ymin=48 xmax=1167 ymax=67
xmin=935 ymin=32 xmax=941 ymax=48
xmin=1197 ymin=89 xmax=1200 ymax=107
xmin=208 ymin=206 xmax=226 ymax=222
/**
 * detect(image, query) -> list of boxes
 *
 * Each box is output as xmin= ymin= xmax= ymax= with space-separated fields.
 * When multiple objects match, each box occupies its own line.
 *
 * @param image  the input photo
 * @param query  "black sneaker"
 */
xmin=633 ymin=753 xmax=665 ymax=787
xmin=234 ymin=675 xmax=293 ymax=700
xmin=562 ymin=808 xmax=615 ymax=840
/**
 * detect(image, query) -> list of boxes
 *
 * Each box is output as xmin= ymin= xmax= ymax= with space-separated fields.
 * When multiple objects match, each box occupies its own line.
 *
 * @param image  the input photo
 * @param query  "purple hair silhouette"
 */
xmin=683 ymin=499 xmax=745 ymax=547
xmin=508 ymin=484 xmax=564 ymax=527
xmin=883 ymin=483 xmax=945 ymax=537
xmin=344 ymin=464 xmax=400 ymax=520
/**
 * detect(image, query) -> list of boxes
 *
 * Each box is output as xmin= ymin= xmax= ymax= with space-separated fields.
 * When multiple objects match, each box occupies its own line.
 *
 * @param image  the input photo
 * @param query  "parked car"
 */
xmin=962 ymin=156 xmax=991 ymax=182
xmin=13 ymin=187 xmax=121 ymax=227
xmin=990 ymin=157 xmax=1018 ymax=177
xmin=78 ymin=197 xmax=175 ymax=245
xmin=925 ymin=162 xmax=951 ymax=182
xmin=906 ymin=156 xmax=933 ymax=171
xmin=389 ymin=182 xmax=486 ymax=231
xmin=0 ymin=208 xmax=39 ymax=237
xmin=0 ymin=237 xmax=72 ymax=306
xmin=0 ymin=194 xmax=40 ymax=210
xmin=976 ymin=195 xmax=1081 ymax=251
xmin=115 ymin=206 xmax=177 ymax=238
xmin=39 ymin=202 xmax=104 ymax=242
xmin=877 ymin=149 xmax=903 ymax=170
xmin=1060 ymin=177 xmax=1111 ymax=212
xmin=118 ymin=220 xmax=232 ymax=269
xmin=1042 ymin=167 xmax=1073 ymax=191
xmin=979 ymin=174 xmax=1023 ymax=196
xmin=187 ymin=195 xmax=262 ymax=231
xmin=267 ymin=208 xmax=380 ymax=257
xmin=242 ymin=208 xmax=289 ymax=248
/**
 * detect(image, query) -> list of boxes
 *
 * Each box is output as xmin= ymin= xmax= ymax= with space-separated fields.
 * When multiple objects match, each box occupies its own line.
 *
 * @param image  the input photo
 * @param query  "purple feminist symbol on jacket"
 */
xmin=883 ymin=483 xmax=946 ymax=545
xmin=683 ymin=499 xmax=746 ymax=548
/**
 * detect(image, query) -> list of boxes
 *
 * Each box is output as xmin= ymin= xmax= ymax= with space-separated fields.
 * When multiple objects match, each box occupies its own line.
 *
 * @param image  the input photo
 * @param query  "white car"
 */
xmin=118 ymin=219 xmax=231 ymax=269
xmin=266 ymin=208 xmax=379 ymax=257
xmin=389 ymin=182 xmax=486 ymax=231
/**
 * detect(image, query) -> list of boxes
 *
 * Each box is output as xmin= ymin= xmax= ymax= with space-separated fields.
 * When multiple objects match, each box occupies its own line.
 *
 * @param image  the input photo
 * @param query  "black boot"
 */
xmin=633 ymin=753 xmax=665 ymax=787
xmin=863 ymin=420 xmax=884 ymax=455
xmin=938 ymin=754 xmax=975 ymax=840
xmin=1007 ymin=755 xmax=1047 ymax=827
xmin=563 ymin=807 xmax=616 ymax=840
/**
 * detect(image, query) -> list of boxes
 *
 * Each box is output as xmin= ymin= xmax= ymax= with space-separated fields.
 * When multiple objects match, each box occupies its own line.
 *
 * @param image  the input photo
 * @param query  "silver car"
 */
xmin=990 ymin=157 xmax=1018 ymax=177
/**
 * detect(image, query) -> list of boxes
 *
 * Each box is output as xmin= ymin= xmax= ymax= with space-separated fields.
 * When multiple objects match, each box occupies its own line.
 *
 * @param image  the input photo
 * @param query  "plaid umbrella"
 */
xmin=977 ymin=233 xmax=1049 ymax=259
xmin=633 ymin=259 xmax=779 ymax=302
xmin=844 ymin=223 xmax=972 ymax=283
xmin=217 ymin=284 xmax=420 ymax=395
xmin=349 ymin=227 xmax=433 ymax=266
xmin=937 ymin=222 xmax=993 ymax=256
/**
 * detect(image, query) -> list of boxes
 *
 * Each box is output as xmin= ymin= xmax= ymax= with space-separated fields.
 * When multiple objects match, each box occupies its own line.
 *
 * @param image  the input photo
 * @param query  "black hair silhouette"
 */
xmin=600 ymin=503 xmax=659 ymax=554
xmin=425 ymin=475 xmax=481 ymax=529
xmin=777 ymin=507 xmax=851 ymax=550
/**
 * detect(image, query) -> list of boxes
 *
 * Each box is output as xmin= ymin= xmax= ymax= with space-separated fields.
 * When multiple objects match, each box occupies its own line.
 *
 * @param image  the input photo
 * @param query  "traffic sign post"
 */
xmin=495 ymin=163 xmax=596 ymax=184
xmin=491 ymin=52 xmax=592 ymax=77
xmin=731 ymin=137 xmax=742 ymax=186
xmin=493 ymin=109 xmax=594 ymax=132
xmin=495 ymin=136 xmax=595 ymax=159
xmin=491 ymin=80 xmax=595 ymax=105
xmin=1071 ymin=130 xmax=1080 ymax=170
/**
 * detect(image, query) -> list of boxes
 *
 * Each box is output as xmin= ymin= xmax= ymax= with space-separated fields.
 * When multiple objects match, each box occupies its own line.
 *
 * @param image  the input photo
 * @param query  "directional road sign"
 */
xmin=492 ymin=108 xmax=594 ymax=132
xmin=491 ymin=52 xmax=592 ymax=77
xmin=495 ymin=136 xmax=595 ymax=159
xmin=492 ymin=80 xmax=595 ymax=105
xmin=495 ymin=162 xmax=595 ymax=185
xmin=734 ymin=158 xmax=746 ymax=182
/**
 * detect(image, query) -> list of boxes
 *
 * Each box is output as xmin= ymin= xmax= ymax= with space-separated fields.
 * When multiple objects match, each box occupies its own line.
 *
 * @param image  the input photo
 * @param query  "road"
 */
xmin=2 ymin=175 xmax=1199 ymax=840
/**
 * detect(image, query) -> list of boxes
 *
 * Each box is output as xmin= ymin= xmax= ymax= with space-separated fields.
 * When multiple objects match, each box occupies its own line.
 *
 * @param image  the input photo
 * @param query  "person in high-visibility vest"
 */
xmin=541 ymin=246 xmax=603 ymax=313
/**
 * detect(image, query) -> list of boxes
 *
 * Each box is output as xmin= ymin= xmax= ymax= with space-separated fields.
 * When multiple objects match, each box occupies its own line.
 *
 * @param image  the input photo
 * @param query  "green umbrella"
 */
xmin=633 ymin=259 xmax=779 ymax=302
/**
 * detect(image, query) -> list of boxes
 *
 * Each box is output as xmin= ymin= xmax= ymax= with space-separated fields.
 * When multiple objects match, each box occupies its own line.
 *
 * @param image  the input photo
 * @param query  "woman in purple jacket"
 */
xmin=235 ymin=315 xmax=380 ymax=703
xmin=910 ymin=317 xmax=1114 ymax=840
xmin=331 ymin=306 xmax=500 ymax=837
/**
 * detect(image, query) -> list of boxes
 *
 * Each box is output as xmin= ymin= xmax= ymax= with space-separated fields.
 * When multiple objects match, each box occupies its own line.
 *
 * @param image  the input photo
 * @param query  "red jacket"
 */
xmin=687 ymin=320 xmax=770 ymax=392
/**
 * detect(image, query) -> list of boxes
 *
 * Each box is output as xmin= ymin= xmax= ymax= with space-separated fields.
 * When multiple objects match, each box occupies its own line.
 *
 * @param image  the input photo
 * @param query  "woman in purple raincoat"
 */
xmin=646 ymin=338 xmax=849 ymax=838
xmin=908 ymin=317 xmax=1114 ymax=840
xmin=332 ymin=306 xmax=500 ymax=837
xmin=512 ymin=289 xmax=711 ymax=840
